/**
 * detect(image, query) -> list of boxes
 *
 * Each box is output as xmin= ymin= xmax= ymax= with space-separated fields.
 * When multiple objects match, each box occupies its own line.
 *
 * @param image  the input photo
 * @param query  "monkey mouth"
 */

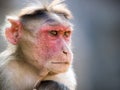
xmin=51 ymin=62 xmax=69 ymax=64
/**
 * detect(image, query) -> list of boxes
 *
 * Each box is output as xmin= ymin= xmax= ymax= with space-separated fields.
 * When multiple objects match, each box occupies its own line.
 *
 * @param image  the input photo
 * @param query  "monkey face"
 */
xmin=19 ymin=12 xmax=73 ymax=74
xmin=33 ymin=22 xmax=73 ymax=74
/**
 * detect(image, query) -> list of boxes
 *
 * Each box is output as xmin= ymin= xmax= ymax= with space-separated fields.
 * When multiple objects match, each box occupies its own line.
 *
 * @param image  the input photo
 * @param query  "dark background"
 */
xmin=0 ymin=0 xmax=120 ymax=90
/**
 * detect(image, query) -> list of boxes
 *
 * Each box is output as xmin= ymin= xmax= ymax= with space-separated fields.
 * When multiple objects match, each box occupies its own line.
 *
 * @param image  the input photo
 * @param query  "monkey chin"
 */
xmin=46 ymin=61 xmax=70 ymax=74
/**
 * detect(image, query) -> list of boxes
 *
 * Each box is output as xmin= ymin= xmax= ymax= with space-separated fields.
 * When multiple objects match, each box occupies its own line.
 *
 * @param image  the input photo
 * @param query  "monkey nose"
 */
xmin=63 ymin=51 xmax=68 ymax=55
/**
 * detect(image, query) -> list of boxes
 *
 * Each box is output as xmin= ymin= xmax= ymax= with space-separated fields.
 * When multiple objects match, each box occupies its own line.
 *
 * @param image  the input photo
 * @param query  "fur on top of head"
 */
xmin=19 ymin=0 xmax=72 ymax=19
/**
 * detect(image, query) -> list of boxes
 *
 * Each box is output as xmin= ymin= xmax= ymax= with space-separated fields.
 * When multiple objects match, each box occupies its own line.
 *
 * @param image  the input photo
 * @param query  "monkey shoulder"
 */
xmin=0 ymin=56 xmax=38 ymax=90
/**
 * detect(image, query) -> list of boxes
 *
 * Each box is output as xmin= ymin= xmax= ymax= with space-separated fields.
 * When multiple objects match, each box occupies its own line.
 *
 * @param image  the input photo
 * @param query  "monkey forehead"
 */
xmin=43 ymin=13 xmax=72 ymax=27
xmin=20 ymin=12 xmax=73 ymax=31
xmin=39 ymin=23 xmax=72 ymax=32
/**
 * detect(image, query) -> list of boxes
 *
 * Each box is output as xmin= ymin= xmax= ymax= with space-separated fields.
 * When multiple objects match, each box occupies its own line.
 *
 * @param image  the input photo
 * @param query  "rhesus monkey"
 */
xmin=0 ymin=0 xmax=76 ymax=90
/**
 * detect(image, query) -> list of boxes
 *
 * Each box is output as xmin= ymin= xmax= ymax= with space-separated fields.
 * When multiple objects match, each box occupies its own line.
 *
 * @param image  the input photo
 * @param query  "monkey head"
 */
xmin=5 ymin=2 xmax=73 ymax=74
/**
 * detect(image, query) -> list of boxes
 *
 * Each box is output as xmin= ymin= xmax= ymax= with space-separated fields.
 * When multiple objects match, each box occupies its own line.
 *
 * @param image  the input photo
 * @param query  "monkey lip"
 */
xmin=51 ymin=62 xmax=69 ymax=64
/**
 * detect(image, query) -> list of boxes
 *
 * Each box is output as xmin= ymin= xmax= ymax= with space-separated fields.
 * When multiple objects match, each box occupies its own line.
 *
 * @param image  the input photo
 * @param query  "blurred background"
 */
xmin=0 ymin=0 xmax=120 ymax=90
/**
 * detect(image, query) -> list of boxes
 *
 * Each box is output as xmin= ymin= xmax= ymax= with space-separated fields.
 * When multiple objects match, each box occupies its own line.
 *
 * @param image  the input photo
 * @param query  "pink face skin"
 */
xmin=33 ymin=23 xmax=73 ymax=73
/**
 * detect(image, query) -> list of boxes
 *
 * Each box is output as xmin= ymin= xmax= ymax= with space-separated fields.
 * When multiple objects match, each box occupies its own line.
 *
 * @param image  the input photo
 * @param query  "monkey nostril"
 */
xmin=63 ymin=51 xmax=67 ymax=55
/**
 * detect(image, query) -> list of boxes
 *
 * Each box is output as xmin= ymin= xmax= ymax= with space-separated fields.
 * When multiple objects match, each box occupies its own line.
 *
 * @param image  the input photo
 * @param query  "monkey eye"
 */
xmin=64 ymin=31 xmax=71 ymax=37
xmin=49 ymin=30 xmax=58 ymax=36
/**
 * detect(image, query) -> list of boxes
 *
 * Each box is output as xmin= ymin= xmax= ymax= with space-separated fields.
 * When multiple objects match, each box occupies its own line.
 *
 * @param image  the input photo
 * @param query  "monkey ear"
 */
xmin=5 ymin=19 xmax=22 ymax=45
